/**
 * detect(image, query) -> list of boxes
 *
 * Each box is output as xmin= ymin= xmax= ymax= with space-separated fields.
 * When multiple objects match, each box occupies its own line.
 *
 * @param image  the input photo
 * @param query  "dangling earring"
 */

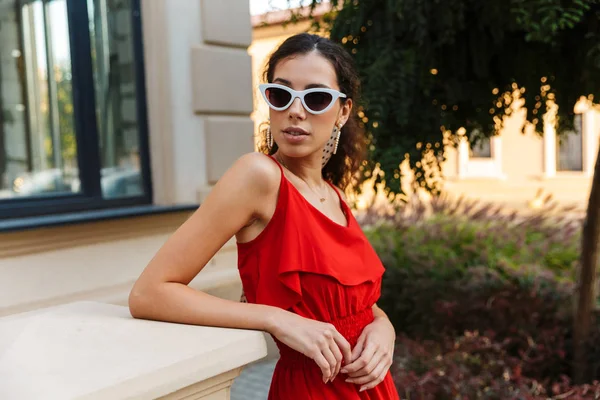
xmin=266 ymin=127 xmax=273 ymax=150
xmin=321 ymin=123 xmax=342 ymax=168
xmin=333 ymin=124 xmax=342 ymax=154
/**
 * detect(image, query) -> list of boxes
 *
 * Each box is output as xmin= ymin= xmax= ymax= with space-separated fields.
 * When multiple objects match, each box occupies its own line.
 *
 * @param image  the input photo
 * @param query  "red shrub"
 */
xmin=393 ymin=332 xmax=600 ymax=399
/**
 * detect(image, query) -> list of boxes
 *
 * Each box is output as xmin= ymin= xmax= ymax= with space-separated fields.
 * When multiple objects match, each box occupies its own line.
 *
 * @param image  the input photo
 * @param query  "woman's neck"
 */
xmin=274 ymin=152 xmax=325 ymax=188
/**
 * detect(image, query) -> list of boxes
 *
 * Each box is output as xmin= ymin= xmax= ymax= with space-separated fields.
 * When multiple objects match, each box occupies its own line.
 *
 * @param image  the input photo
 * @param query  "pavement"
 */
xmin=231 ymin=358 xmax=277 ymax=400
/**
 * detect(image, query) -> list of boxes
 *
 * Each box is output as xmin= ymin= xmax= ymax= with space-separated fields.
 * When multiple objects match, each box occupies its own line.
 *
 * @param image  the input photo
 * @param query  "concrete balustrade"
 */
xmin=0 ymin=301 xmax=267 ymax=400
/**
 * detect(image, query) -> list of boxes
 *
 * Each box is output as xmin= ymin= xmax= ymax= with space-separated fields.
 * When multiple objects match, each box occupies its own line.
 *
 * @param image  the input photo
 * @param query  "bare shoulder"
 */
xmin=224 ymin=152 xmax=281 ymax=195
xmin=128 ymin=152 xmax=282 ymax=292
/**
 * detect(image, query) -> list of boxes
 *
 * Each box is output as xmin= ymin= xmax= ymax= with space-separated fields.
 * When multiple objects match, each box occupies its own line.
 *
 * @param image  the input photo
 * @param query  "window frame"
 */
xmin=0 ymin=0 xmax=152 ymax=220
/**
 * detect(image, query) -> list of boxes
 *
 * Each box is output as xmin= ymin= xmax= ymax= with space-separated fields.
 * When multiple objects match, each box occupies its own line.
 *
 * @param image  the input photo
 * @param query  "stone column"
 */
xmin=490 ymin=135 xmax=504 ymax=178
xmin=141 ymin=0 xmax=254 ymax=205
xmin=543 ymin=120 xmax=557 ymax=178
xmin=582 ymin=110 xmax=599 ymax=177
xmin=194 ymin=0 xmax=255 ymax=196
xmin=457 ymin=136 xmax=469 ymax=179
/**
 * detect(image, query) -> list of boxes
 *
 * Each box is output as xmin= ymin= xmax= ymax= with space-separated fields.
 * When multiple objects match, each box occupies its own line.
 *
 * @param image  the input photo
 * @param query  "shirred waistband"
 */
xmin=276 ymin=308 xmax=374 ymax=367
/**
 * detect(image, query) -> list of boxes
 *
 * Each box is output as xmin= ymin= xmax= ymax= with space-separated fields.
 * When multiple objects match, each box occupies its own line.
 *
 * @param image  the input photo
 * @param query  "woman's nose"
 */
xmin=287 ymin=97 xmax=307 ymax=119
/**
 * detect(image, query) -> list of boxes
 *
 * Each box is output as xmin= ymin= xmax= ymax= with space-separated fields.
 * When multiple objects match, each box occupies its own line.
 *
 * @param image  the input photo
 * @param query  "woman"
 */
xmin=129 ymin=33 xmax=399 ymax=399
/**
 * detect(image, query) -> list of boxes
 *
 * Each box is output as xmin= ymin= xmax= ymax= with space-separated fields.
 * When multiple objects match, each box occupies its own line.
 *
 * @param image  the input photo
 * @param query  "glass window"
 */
xmin=0 ymin=0 xmax=149 ymax=218
xmin=470 ymin=137 xmax=492 ymax=158
xmin=88 ymin=0 xmax=144 ymax=199
xmin=557 ymin=114 xmax=583 ymax=171
xmin=1 ymin=0 xmax=78 ymax=198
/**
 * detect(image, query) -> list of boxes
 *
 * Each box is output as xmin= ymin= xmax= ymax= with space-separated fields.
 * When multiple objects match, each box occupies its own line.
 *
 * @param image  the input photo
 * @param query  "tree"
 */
xmin=291 ymin=0 xmax=600 ymax=384
xmin=299 ymin=0 xmax=600 ymax=197
xmin=574 ymin=144 xmax=600 ymax=383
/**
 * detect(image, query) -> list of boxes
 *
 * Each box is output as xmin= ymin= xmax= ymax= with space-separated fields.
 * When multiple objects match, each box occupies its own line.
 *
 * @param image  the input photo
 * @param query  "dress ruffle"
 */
xmin=237 ymin=158 xmax=385 ymax=311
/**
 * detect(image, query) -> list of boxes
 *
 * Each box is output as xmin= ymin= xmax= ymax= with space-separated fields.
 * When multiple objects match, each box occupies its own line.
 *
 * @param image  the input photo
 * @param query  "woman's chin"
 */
xmin=275 ymin=145 xmax=316 ymax=159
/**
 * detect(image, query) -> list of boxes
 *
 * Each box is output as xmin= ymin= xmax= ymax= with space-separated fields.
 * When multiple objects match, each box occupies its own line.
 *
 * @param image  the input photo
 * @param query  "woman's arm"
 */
xmin=128 ymin=152 xmax=281 ymax=331
xmin=372 ymin=303 xmax=391 ymax=322
xmin=128 ymin=152 xmax=352 ymax=383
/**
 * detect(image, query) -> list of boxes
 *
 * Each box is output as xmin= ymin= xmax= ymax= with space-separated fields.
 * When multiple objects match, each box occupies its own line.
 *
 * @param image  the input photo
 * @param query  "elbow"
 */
xmin=128 ymin=283 xmax=153 ymax=319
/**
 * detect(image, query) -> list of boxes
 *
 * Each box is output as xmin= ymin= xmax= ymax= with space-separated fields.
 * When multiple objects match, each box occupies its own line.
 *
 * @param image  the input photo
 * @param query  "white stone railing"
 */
xmin=0 ymin=301 xmax=267 ymax=399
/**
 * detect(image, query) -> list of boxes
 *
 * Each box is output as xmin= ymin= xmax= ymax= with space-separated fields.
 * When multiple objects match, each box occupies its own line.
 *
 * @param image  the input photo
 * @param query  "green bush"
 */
xmin=363 ymin=197 xmax=581 ymax=339
xmin=364 ymin=197 xmax=580 ymax=280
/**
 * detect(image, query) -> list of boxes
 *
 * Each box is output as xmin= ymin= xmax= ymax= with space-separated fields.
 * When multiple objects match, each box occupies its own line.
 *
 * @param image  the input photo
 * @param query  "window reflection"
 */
xmin=0 ymin=0 xmax=78 ymax=198
xmin=88 ymin=0 xmax=143 ymax=199
xmin=0 ymin=0 xmax=145 ymax=201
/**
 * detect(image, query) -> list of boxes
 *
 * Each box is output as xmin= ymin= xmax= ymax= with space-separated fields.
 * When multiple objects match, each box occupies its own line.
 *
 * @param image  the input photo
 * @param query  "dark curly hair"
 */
xmin=257 ymin=33 xmax=366 ymax=191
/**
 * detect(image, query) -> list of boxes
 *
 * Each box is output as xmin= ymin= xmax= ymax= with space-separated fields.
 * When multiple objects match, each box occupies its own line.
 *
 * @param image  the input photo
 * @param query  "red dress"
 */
xmin=237 ymin=155 xmax=400 ymax=400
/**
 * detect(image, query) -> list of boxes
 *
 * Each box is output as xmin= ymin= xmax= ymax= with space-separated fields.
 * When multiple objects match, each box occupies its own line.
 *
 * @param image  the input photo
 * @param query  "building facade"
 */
xmin=0 ymin=0 xmax=253 ymax=317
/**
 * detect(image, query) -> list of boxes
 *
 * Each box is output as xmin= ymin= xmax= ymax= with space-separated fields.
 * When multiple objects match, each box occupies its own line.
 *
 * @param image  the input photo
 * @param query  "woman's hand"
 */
xmin=267 ymin=309 xmax=352 ymax=384
xmin=341 ymin=316 xmax=395 ymax=392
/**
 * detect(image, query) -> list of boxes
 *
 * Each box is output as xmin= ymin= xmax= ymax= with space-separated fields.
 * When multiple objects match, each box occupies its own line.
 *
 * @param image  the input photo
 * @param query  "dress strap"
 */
xmin=266 ymin=154 xmax=284 ymax=173
xmin=267 ymin=153 xmax=344 ymax=207
xmin=326 ymin=180 xmax=344 ymax=204
xmin=264 ymin=153 xmax=287 ymax=190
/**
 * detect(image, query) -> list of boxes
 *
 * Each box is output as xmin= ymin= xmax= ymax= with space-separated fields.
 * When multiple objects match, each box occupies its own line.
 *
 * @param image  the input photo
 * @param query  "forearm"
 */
xmin=129 ymin=282 xmax=282 ymax=333
xmin=372 ymin=303 xmax=389 ymax=320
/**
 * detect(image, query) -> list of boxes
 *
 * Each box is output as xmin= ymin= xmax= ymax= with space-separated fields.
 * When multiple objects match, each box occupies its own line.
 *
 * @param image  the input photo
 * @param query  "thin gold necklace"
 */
xmin=275 ymin=155 xmax=328 ymax=203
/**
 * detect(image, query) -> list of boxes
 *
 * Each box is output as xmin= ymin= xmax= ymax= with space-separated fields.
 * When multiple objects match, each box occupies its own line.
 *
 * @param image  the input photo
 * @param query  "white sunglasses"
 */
xmin=259 ymin=83 xmax=347 ymax=115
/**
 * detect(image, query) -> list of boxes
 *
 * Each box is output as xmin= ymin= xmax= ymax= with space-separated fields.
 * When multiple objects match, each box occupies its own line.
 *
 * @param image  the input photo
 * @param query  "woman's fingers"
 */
xmin=332 ymin=331 xmax=353 ymax=366
xmin=321 ymin=344 xmax=338 ymax=382
xmin=346 ymin=351 xmax=384 ymax=384
xmin=342 ymin=341 xmax=377 ymax=375
xmin=312 ymin=351 xmax=333 ymax=383
xmin=349 ymin=332 xmax=366 ymax=363
xmin=328 ymin=339 xmax=344 ymax=381
xmin=314 ymin=326 xmax=351 ymax=383
xmin=359 ymin=363 xmax=390 ymax=392
xmin=316 ymin=328 xmax=339 ymax=383
xmin=345 ymin=347 xmax=383 ymax=382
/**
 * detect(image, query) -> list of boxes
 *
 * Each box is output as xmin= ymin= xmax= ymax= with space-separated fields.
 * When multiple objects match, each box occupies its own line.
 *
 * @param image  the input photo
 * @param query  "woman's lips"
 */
xmin=282 ymin=127 xmax=309 ymax=136
xmin=281 ymin=127 xmax=310 ymax=143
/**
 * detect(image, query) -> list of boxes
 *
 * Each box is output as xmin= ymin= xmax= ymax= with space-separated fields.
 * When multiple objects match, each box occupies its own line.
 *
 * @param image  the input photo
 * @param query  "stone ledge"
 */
xmin=0 ymin=301 xmax=267 ymax=399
